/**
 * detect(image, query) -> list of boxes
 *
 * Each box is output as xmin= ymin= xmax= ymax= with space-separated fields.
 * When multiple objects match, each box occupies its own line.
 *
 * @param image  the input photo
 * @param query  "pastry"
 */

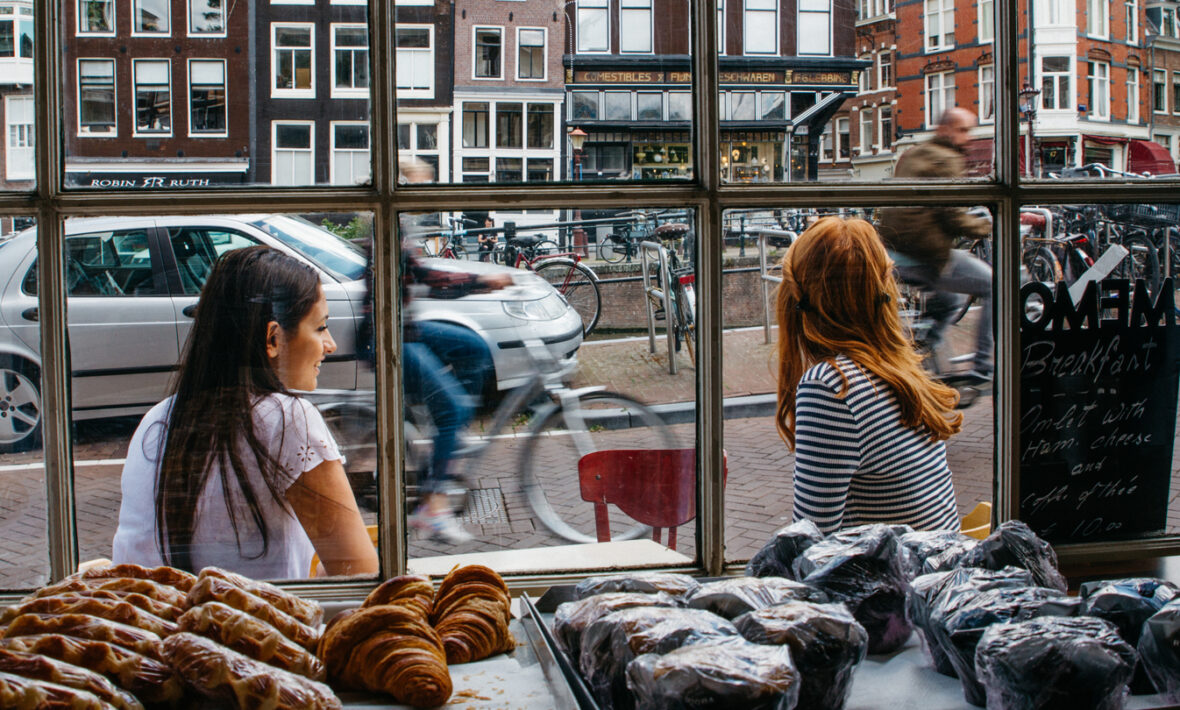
xmin=0 ymin=596 xmax=176 ymax=637
xmin=362 ymin=575 xmax=434 ymax=617
xmin=75 ymin=564 xmax=196 ymax=593
xmin=0 ymin=671 xmax=113 ymax=710
xmin=185 ymin=575 xmax=319 ymax=651
xmin=429 ymin=566 xmax=515 ymax=665
xmin=177 ymin=602 xmax=325 ymax=680
xmin=196 ymin=567 xmax=322 ymax=626
xmin=0 ymin=647 xmax=142 ymax=710
xmin=34 ymin=578 xmax=187 ymax=609
xmin=2 ymin=614 xmax=163 ymax=661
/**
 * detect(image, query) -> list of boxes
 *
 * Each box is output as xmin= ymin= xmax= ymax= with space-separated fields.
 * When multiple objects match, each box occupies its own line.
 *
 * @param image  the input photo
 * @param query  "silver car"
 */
xmin=0 ymin=214 xmax=583 ymax=452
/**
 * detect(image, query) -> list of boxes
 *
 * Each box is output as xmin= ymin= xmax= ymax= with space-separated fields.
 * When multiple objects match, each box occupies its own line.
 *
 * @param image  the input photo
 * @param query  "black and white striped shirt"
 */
xmin=791 ymin=356 xmax=959 ymax=535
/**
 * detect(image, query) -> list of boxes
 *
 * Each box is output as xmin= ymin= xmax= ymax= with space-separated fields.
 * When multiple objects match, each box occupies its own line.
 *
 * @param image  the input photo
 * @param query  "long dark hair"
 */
xmin=154 ymin=246 xmax=322 ymax=571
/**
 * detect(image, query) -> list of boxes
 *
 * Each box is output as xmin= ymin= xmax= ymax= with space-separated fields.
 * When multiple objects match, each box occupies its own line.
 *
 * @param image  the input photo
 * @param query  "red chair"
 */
xmin=577 ymin=448 xmax=728 ymax=551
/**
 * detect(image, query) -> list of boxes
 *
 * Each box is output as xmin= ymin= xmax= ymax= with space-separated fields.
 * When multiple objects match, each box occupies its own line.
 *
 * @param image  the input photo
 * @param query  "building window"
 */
xmin=188 ymin=59 xmax=226 ymax=135
xmin=729 ymin=92 xmax=755 ymax=120
xmin=0 ymin=10 xmax=31 ymax=58
xmin=924 ymin=70 xmax=954 ymax=126
xmin=188 ymin=0 xmax=224 ymax=35
xmin=1088 ymin=61 xmax=1109 ymax=118
xmin=604 ymin=91 xmax=631 ymax=120
xmin=1038 ymin=0 xmax=1069 ymax=23
xmin=78 ymin=0 xmax=113 ymax=34
xmin=77 ymin=58 xmax=115 ymax=135
xmin=272 ymin=122 xmax=314 ymax=185
xmin=819 ymin=125 xmax=832 ymax=162
xmin=835 ymin=116 xmax=850 ymax=159
xmin=5 ymin=95 xmax=32 ymax=180
xmin=462 ymin=102 xmax=489 ymax=148
xmin=1128 ymin=70 xmax=1139 ymax=123
xmin=879 ymin=105 xmax=893 ymax=151
xmin=496 ymin=102 xmax=522 ymax=148
xmin=744 ymin=0 xmax=777 ymax=55
xmin=1174 ymin=72 xmax=1180 ymax=115
xmin=637 ymin=92 xmax=662 ymax=120
xmin=879 ymin=51 xmax=892 ymax=87
xmin=474 ymin=27 xmax=502 ymax=78
xmin=924 ymin=0 xmax=954 ymax=51
xmin=1125 ymin=0 xmax=1137 ymax=41
xmin=979 ymin=0 xmax=994 ymax=42
xmin=1164 ymin=7 xmax=1178 ymax=36
xmin=571 ymin=91 xmax=598 ymax=119
xmin=461 ymin=156 xmax=491 ymax=182
xmin=1155 ymin=69 xmax=1167 ymax=112
xmin=1041 ymin=56 xmax=1071 ymax=110
xmin=718 ymin=0 xmax=726 ymax=55
xmin=577 ymin=0 xmax=609 ymax=53
xmin=517 ymin=28 xmax=545 ymax=80
xmin=1087 ymin=0 xmax=1108 ymax=37
xmin=798 ymin=0 xmax=830 ymax=55
xmin=859 ymin=109 xmax=873 ymax=152
xmin=495 ymin=157 xmax=523 ymax=182
xmin=395 ymin=26 xmax=433 ymax=98
xmin=526 ymin=158 xmax=554 ymax=181
xmin=761 ymin=92 xmax=785 ymax=119
xmin=859 ymin=58 xmax=871 ymax=92
xmin=133 ymin=0 xmax=169 ymax=34
xmin=272 ymin=24 xmax=314 ymax=96
xmin=332 ymin=24 xmax=369 ymax=96
xmin=620 ymin=0 xmax=653 ymax=52
xmin=397 ymin=122 xmax=440 ymax=179
xmin=979 ymin=64 xmax=995 ymax=123
xmin=331 ymin=122 xmax=370 ymax=186
xmin=669 ymin=91 xmax=691 ymax=120
xmin=133 ymin=60 xmax=171 ymax=135
xmin=526 ymin=103 xmax=554 ymax=148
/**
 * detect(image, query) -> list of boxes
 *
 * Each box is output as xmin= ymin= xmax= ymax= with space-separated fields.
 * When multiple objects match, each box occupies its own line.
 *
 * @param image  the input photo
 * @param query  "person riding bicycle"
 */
xmin=877 ymin=107 xmax=994 ymax=380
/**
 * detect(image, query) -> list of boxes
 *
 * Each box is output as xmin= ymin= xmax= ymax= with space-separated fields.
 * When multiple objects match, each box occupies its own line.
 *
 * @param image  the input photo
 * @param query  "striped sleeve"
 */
xmin=791 ymin=375 xmax=862 ymax=535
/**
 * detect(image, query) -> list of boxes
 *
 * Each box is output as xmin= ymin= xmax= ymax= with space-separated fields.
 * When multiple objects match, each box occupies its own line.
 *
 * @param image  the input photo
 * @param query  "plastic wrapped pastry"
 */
xmin=975 ymin=616 xmax=1135 ymax=710
xmin=574 ymin=573 xmax=700 ymax=600
xmin=791 ymin=524 xmax=912 ymax=654
xmin=177 ymin=601 xmax=325 ymax=680
xmin=1136 ymin=598 xmax=1180 ymax=700
xmin=196 ymin=567 xmax=323 ymax=626
xmin=579 ymin=606 xmax=739 ymax=710
xmin=0 ymin=596 xmax=176 ymax=637
xmin=957 ymin=521 xmax=1068 ymax=593
xmin=735 ymin=601 xmax=868 ymax=710
xmin=553 ymin=592 xmax=678 ymax=659
xmin=0 ymin=671 xmax=112 ymax=710
xmin=1079 ymin=577 xmax=1179 ymax=694
xmin=745 ymin=520 xmax=825 ymax=579
xmin=626 ymin=639 xmax=800 ymax=710
xmin=75 ymin=564 xmax=196 ymax=593
xmin=0 ymin=647 xmax=142 ymax=710
xmin=685 ymin=577 xmax=828 ymax=619
xmin=33 ymin=576 xmax=188 ymax=609
xmin=2 ymin=614 xmax=164 ymax=661
xmin=185 ymin=575 xmax=319 ymax=651
xmin=898 ymin=530 xmax=976 ymax=579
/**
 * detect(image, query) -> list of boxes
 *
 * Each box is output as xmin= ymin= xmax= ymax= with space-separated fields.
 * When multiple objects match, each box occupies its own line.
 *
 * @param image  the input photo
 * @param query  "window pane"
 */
xmin=135 ymin=0 xmax=168 ymax=32
xmin=604 ymin=92 xmax=631 ymax=120
xmin=496 ymin=103 xmax=522 ymax=148
xmin=526 ymin=104 xmax=553 ymax=148
xmin=636 ymin=92 xmax=662 ymax=120
xmin=190 ymin=0 xmax=224 ymax=33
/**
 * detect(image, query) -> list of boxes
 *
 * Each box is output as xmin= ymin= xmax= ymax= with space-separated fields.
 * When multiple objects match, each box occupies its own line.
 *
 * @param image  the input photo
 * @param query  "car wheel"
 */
xmin=0 ymin=356 xmax=41 ymax=453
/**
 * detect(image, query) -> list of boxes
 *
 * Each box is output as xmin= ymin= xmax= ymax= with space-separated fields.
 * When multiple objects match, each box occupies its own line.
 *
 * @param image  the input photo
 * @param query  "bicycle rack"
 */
xmin=756 ymin=229 xmax=794 ymax=344
xmin=640 ymin=240 xmax=679 ymax=375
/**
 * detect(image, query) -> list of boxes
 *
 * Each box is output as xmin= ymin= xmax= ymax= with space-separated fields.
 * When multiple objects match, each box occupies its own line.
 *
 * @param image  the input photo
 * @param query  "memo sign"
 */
xmin=1019 ymin=278 xmax=1180 ymax=544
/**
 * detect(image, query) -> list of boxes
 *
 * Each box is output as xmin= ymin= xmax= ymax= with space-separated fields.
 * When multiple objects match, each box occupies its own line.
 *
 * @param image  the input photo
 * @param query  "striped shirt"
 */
xmin=791 ymin=356 xmax=959 ymax=535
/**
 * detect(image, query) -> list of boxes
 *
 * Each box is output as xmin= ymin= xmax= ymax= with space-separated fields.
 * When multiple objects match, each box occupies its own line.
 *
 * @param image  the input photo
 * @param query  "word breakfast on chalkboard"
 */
xmin=1018 ymin=277 xmax=1179 ymax=545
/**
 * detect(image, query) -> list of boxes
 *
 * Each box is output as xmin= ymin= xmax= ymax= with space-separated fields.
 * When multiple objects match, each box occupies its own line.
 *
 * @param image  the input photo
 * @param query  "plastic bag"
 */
xmin=934 ymin=585 xmax=1080 ymax=706
xmin=975 ymin=616 xmax=1135 ymax=710
xmin=552 ymin=592 xmax=678 ymax=659
xmin=1080 ymin=577 xmax=1179 ymax=694
xmin=574 ymin=573 xmax=700 ymax=600
xmin=1136 ymin=598 xmax=1180 ymax=700
xmin=626 ymin=639 xmax=800 ymax=710
xmin=735 ymin=601 xmax=868 ymax=710
xmin=685 ymin=576 xmax=828 ymax=619
xmin=745 ymin=519 xmax=825 ymax=579
xmin=957 ymin=521 xmax=1068 ymax=593
xmin=898 ymin=530 xmax=976 ymax=579
xmin=791 ymin=524 xmax=912 ymax=654
xmin=578 ymin=606 xmax=739 ymax=710
xmin=906 ymin=566 xmax=1034 ymax=677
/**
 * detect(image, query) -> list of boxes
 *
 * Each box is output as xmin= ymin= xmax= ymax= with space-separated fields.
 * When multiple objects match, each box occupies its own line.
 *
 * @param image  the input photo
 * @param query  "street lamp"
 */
xmin=1019 ymin=83 xmax=1042 ymax=178
xmin=568 ymin=127 xmax=587 ymax=181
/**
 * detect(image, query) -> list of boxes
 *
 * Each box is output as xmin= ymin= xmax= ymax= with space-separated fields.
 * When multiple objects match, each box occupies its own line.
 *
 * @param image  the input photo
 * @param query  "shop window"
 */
xmin=272 ymin=23 xmax=314 ymax=97
xmin=272 ymin=121 xmax=314 ymax=185
xmin=526 ymin=104 xmax=554 ymax=149
xmin=731 ymin=92 xmax=756 ymax=120
xmin=924 ymin=70 xmax=954 ymax=127
xmin=395 ymin=26 xmax=433 ymax=98
xmin=474 ymin=27 xmax=502 ymax=79
xmin=924 ymin=0 xmax=954 ymax=52
xmin=496 ymin=102 xmax=522 ymax=148
xmin=331 ymin=122 xmax=370 ymax=185
xmin=78 ymin=0 xmax=113 ymax=33
xmin=637 ymin=92 xmax=662 ymax=120
xmin=797 ymin=0 xmax=831 ymax=56
xmin=577 ymin=0 xmax=609 ymax=53
xmin=571 ymin=91 xmax=599 ymax=119
xmin=1088 ymin=60 xmax=1110 ymax=119
xmin=744 ymin=0 xmax=777 ymax=54
xmin=77 ymin=58 xmax=115 ymax=135
xmin=1041 ymin=56 xmax=1071 ymax=111
xmin=517 ymin=28 xmax=545 ymax=80
xmin=188 ymin=59 xmax=226 ymax=136
xmin=332 ymin=24 xmax=369 ymax=97
xmin=462 ymin=102 xmax=489 ymax=148
xmin=1087 ymin=0 xmax=1109 ymax=36
xmin=188 ymin=0 xmax=223 ymax=35
xmin=133 ymin=59 xmax=171 ymax=135
xmin=761 ymin=92 xmax=785 ymax=120
xmin=133 ymin=0 xmax=168 ymax=34
xmin=583 ymin=143 xmax=628 ymax=175
xmin=668 ymin=91 xmax=691 ymax=120
xmin=620 ymin=0 xmax=652 ymax=52
xmin=604 ymin=92 xmax=631 ymax=121
xmin=979 ymin=64 xmax=995 ymax=124
xmin=5 ymin=94 xmax=32 ymax=180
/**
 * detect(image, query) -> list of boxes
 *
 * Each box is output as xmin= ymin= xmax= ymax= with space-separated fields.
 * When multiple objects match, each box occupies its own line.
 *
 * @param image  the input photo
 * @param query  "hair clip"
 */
xmin=878 ymin=294 xmax=891 ymax=305
xmin=795 ymin=296 xmax=811 ymax=312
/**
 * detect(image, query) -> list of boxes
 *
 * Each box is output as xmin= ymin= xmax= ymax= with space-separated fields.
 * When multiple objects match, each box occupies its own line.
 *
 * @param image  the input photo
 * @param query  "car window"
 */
xmin=168 ymin=227 xmax=262 ymax=295
xmin=247 ymin=215 xmax=367 ymax=282
xmin=22 ymin=230 xmax=162 ymax=297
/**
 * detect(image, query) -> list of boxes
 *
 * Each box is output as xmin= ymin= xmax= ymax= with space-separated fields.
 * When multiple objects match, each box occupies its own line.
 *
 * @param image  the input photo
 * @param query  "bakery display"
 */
xmin=626 ymin=639 xmax=801 ymax=710
xmin=431 ymin=565 xmax=515 ymax=665
xmin=553 ymin=592 xmax=678 ymax=659
xmin=185 ymin=575 xmax=320 ymax=651
xmin=196 ymin=567 xmax=323 ymax=626
xmin=574 ymin=572 xmax=700 ymax=600
xmin=0 ymin=596 xmax=177 ymax=636
xmin=177 ymin=601 xmax=326 ymax=680
xmin=0 ymin=647 xmax=143 ymax=710
xmin=685 ymin=576 xmax=828 ymax=619
xmin=2 ymin=614 xmax=165 ymax=661
xmin=1079 ymin=577 xmax=1179 ymax=694
xmin=75 ymin=564 xmax=197 ymax=593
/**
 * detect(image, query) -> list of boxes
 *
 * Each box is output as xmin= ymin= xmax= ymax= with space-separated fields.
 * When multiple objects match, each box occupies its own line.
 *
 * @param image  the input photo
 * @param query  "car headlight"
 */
xmin=503 ymin=292 xmax=568 ymax=320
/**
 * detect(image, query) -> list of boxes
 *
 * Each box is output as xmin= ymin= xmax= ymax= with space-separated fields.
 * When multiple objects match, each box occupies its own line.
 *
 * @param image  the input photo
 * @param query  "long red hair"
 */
xmin=774 ymin=216 xmax=962 ymax=448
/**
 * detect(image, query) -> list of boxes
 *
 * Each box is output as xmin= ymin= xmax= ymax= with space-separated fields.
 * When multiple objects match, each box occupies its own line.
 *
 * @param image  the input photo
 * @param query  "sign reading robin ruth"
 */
xmin=1019 ymin=278 xmax=1180 ymax=544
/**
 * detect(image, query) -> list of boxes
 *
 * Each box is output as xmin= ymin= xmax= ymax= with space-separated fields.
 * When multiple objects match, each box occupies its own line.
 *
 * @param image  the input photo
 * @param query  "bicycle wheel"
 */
xmin=534 ymin=259 xmax=601 ymax=336
xmin=1023 ymin=245 xmax=1060 ymax=284
xmin=599 ymin=235 xmax=627 ymax=263
xmin=672 ymin=280 xmax=696 ymax=364
xmin=1117 ymin=233 xmax=1162 ymax=293
xmin=519 ymin=391 xmax=678 ymax=544
xmin=535 ymin=239 xmax=560 ymax=257
xmin=450 ymin=243 xmax=467 ymax=260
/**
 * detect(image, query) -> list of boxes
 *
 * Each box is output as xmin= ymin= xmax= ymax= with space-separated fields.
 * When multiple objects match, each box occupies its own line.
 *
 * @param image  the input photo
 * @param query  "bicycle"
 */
xmin=502 ymin=233 xmax=602 ymax=337
xmin=597 ymin=224 xmax=639 ymax=263
xmin=418 ymin=215 xmax=473 ymax=260
xmin=643 ymin=222 xmax=697 ymax=364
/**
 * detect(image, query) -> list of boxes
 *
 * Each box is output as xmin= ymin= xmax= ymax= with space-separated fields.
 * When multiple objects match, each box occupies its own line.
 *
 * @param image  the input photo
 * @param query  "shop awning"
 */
xmin=1127 ymin=139 xmax=1177 ymax=176
xmin=1082 ymin=134 xmax=1128 ymax=146
xmin=790 ymin=91 xmax=851 ymax=134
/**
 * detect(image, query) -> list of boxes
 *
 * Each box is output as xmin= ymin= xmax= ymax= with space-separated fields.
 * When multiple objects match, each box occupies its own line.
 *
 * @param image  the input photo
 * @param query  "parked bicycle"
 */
xmin=643 ymin=222 xmax=697 ymax=364
xmin=501 ymin=233 xmax=602 ymax=337
xmin=419 ymin=214 xmax=475 ymax=260
xmin=597 ymin=223 xmax=640 ymax=263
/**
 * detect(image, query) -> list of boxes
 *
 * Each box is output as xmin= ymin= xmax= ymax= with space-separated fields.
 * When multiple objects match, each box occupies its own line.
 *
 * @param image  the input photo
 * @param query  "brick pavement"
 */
xmin=0 ymin=324 xmax=1001 ymax=586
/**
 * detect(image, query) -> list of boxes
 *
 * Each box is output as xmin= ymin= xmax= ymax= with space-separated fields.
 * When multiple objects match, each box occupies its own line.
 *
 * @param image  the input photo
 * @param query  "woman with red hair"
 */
xmin=775 ymin=216 xmax=963 ymax=534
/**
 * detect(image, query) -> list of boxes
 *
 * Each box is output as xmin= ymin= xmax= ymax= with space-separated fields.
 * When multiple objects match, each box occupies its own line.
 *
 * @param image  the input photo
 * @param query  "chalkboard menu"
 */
xmin=1019 ymin=278 xmax=1180 ymax=544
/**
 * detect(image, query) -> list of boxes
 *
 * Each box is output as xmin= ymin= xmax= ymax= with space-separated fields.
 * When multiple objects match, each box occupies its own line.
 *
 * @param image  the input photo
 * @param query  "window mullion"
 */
xmin=995 ymin=0 xmax=1019 ymax=525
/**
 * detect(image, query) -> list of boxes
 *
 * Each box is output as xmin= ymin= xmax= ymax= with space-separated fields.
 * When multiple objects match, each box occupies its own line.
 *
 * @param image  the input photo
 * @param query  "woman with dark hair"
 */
xmin=775 ymin=217 xmax=963 ymax=535
xmin=112 ymin=246 xmax=378 ymax=579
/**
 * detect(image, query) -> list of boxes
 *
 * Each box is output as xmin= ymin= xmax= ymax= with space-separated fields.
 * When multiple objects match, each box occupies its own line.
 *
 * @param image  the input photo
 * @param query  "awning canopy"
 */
xmin=1128 ymin=139 xmax=1176 ymax=176
xmin=1083 ymin=134 xmax=1128 ymax=146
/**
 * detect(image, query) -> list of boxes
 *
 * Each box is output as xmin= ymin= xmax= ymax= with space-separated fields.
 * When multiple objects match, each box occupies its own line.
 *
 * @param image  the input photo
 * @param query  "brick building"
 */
xmin=396 ymin=0 xmax=456 ymax=182
xmin=1147 ymin=0 xmax=1180 ymax=168
xmin=827 ymin=0 xmax=898 ymax=179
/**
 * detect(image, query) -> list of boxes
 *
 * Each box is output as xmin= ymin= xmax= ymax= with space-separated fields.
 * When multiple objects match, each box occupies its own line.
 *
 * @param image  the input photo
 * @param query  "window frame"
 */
xmin=187 ymin=58 xmax=227 ymax=138
xmin=620 ymin=0 xmax=654 ymax=53
xmin=1088 ymin=60 xmax=1110 ymax=119
xmin=131 ymin=0 xmax=170 ymax=36
xmin=131 ymin=58 xmax=172 ymax=137
xmin=331 ymin=22 xmax=370 ymax=99
xmin=1040 ymin=55 xmax=1073 ymax=111
xmin=1087 ymin=0 xmax=1109 ymax=38
xmin=878 ymin=50 xmax=893 ymax=88
xmin=187 ymin=0 xmax=226 ymax=37
xmin=858 ymin=108 xmax=873 ymax=153
xmin=5 ymin=94 xmax=32 ymax=181
xmin=979 ymin=63 xmax=995 ymax=124
xmin=797 ymin=0 xmax=832 ymax=56
xmin=924 ymin=69 xmax=955 ymax=127
xmin=1155 ymin=69 xmax=1168 ymax=113
xmin=1174 ymin=71 xmax=1180 ymax=116
xmin=516 ymin=27 xmax=547 ymax=81
xmin=472 ymin=26 xmax=504 ymax=80
xmin=979 ymin=0 xmax=994 ymax=43
xmin=76 ymin=57 xmax=116 ymax=137
xmin=329 ymin=120 xmax=371 ymax=186
xmin=271 ymin=22 xmax=316 ymax=99
xmin=924 ymin=0 xmax=954 ymax=52
xmin=743 ymin=0 xmax=778 ymax=55
xmin=1127 ymin=69 xmax=1139 ymax=123
xmin=395 ymin=24 xmax=435 ymax=99
xmin=270 ymin=120 xmax=315 ymax=186
xmin=576 ymin=0 xmax=610 ymax=54
xmin=76 ymin=0 xmax=114 ymax=36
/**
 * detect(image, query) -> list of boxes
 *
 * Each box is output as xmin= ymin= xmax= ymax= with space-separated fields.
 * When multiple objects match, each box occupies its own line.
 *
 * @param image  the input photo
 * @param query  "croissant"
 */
xmin=35 ymin=578 xmax=188 ymax=608
xmin=0 ymin=634 xmax=184 ymax=706
xmin=2 ymin=614 xmax=164 ymax=661
xmin=0 ymin=596 xmax=176 ymax=636
xmin=362 ymin=575 xmax=434 ymax=617
xmin=177 ymin=602 xmax=325 ymax=681
xmin=0 ymin=647 xmax=142 ymax=710
xmin=163 ymin=632 xmax=341 ymax=710
xmin=185 ymin=575 xmax=319 ymax=651
xmin=196 ymin=567 xmax=323 ymax=626
xmin=430 ymin=566 xmax=516 ymax=665
xmin=75 ymin=564 xmax=196 ymax=593
xmin=0 ymin=671 xmax=112 ymax=710
xmin=318 ymin=603 xmax=451 ymax=708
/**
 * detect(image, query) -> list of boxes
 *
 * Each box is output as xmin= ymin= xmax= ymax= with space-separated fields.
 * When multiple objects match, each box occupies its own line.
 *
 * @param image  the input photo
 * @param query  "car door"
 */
xmin=163 ymin=224 xmax=358 ymax=390
xmin=58 ymin=225 xmax=181 ymax=413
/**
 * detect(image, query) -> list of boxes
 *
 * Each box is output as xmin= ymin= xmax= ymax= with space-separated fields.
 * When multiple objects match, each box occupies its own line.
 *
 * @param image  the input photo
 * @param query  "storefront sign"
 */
xmin=719 ymin=71 xmax=782 ymax=83
xmin=573 ymin=70 xmax=691 ymax=83
xmin=787 ymin=70 xmax=852 ymax=85
xmin=66 ymin=171 xmax=246 ymax=189
xmin=1018 ymin=278 xmax=1180 ymax=544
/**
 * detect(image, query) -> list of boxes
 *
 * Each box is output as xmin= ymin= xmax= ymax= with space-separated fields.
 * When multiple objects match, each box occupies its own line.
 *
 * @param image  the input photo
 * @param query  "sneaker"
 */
xmin=410 ymin=506 xmax=474 ymax=544
xmin=967 ymin=368 xmax=993 ymax=383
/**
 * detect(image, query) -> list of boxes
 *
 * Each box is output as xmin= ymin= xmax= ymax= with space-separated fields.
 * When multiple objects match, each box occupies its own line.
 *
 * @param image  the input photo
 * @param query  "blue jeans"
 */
xmin=899 ymin=250 xmax=993 ymax=374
